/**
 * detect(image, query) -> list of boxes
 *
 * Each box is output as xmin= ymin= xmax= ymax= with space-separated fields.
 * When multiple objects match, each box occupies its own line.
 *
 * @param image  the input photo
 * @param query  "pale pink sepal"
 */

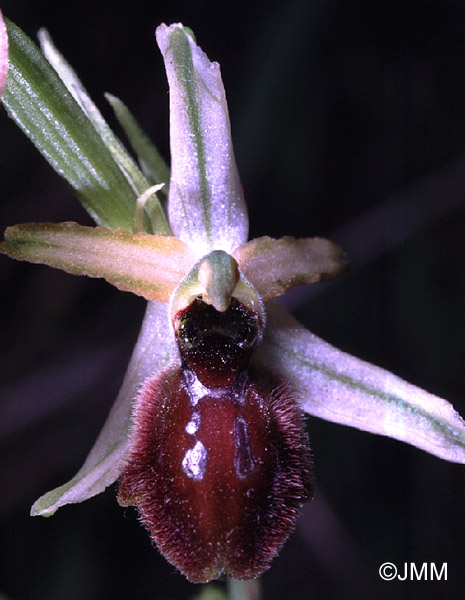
xmin=257 ymin=301 xmax=465 ymax=464
xmin=156 ymin=23 xmax=248 ymax=257
xmin=31 ymin=301 xmax=178 ymax=516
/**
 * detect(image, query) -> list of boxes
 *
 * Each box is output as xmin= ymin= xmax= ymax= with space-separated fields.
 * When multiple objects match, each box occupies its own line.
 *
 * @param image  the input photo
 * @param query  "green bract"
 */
xmin=1 ymin=16 xmax=464 ymax=538
xmin=2 ymin=18 xmax=169 ymax=234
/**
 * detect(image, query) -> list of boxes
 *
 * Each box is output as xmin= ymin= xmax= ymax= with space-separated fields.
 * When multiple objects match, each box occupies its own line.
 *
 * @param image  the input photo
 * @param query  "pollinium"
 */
xmin=118 ymin=298 xmax=314 ymax=582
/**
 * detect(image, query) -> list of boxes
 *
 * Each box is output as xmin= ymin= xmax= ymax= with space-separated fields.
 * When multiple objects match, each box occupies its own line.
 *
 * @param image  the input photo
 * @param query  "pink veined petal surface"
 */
xmin=0 ymin=10 xmax=8 ymax=102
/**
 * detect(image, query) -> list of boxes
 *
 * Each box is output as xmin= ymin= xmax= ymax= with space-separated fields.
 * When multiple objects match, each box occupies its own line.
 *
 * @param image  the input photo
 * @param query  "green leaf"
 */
xmin=37 ymin=29 xmax=170 ymax=236
xmin=234 ymin=236 xmax=348 ymax=300
xmin=0 ymin=221 xmax=196 ymax=301
xmin=3 ymin=19 xmax=140 ymax=232
xmin=105 ymin=93 xmax=170 ymax=193
xmin=31 ymin=300 xmax=177 ymax=516
xmin=258 ymin=301 xmax=465 ymax=464
xmin=156 ymin=23 xmax=248 ymax=256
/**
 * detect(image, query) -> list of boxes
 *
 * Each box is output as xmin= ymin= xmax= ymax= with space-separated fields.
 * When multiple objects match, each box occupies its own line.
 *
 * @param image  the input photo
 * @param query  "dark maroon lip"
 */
xmin=179 ymin=339 xmax=253 ymax=387
xmin=118 ymin=366 xmax=313 ymax=583
xmin=117 ymin=295 xmax=313 ymax=582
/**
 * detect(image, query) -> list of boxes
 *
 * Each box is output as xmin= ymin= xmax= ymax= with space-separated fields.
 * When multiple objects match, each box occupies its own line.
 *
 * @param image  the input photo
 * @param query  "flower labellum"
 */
xmin=118 ymin=259 xmax=313 ymax=582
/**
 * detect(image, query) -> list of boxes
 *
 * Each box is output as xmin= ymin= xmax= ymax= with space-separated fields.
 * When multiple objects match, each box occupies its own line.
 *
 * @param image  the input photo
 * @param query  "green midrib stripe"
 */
xmin=171 ymin=30 xmax=212 ymax=244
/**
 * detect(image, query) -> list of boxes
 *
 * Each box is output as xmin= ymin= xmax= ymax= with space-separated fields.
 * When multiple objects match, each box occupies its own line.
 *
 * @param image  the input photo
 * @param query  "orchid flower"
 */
xmin=1 ymin=15 xmax=465 ymax=584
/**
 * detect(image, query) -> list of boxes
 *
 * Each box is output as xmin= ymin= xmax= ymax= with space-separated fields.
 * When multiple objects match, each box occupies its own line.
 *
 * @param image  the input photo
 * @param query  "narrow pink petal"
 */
xmin=234 ymin=236 xmax=348 ymax=300
xmin=0 ymin=222 xmax=197 ymax=301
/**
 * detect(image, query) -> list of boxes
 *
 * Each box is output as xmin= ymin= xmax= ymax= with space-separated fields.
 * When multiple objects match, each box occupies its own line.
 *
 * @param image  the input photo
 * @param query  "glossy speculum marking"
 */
xmin=118 ymin=297 xmax=314 ymax=582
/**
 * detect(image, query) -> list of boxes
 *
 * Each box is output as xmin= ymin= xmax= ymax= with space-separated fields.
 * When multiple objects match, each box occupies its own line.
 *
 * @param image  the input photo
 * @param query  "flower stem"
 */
xmin=227 ymin=579 xmax=262 ymax=600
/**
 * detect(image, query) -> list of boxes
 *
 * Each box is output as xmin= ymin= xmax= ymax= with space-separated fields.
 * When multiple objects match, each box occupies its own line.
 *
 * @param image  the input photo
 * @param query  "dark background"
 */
xmin=1 ymin=1 xmax=465 ymax=599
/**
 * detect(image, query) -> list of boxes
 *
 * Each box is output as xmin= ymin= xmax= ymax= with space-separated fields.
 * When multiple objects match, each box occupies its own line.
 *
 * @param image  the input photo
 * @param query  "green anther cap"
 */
xmin=198 ymin=250 xmax=239 ymax=312
xmin=170 ymin=249 xmax=266 ymax=334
